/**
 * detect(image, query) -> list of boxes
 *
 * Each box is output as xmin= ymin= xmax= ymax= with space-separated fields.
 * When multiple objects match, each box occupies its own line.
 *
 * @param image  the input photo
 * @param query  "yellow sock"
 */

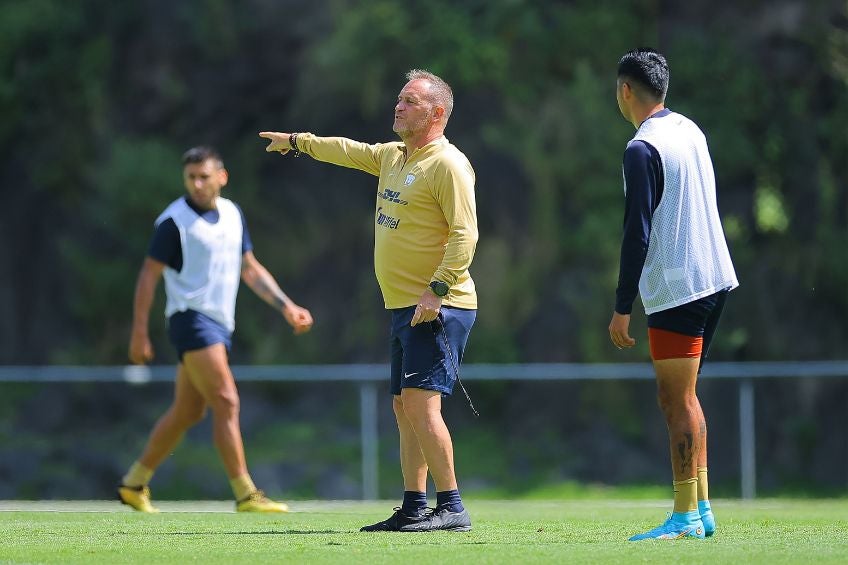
xmin=673 ymin=477 xmax=698 ymax=513
xmin=697 ymin=466 xmax=709 ymax=501
xmin=122 ymin=461 xmax=154 ymax=488
xmin=229 ymin=474 xmax=257 ymax=501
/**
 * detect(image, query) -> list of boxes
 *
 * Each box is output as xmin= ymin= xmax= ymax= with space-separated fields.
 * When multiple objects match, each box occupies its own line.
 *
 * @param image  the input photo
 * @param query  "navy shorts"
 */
xmin=647 ymin=289 xmax=729 ymax=366
xmin=167 ymin=309 xmax=232 ymax=361
xmin=389 ymin=306 xmax=476 ymax=396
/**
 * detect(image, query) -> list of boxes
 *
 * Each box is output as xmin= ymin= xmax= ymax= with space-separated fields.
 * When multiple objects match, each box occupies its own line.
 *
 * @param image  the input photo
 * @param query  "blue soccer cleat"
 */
xmin=698 ymin=500 xmax=716 ymax=537
xmin=628 ymin=511 xmax=705 ymax=541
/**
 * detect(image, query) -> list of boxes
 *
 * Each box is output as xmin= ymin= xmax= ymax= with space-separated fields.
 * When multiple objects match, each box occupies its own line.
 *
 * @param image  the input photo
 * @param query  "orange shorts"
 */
xmin=648 ymin=327 xmax=703 ymax=360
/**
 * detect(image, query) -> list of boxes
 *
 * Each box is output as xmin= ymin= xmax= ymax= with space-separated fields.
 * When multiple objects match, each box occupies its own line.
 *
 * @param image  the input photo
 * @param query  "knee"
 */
xmin=180 ymin=405 xmax=206 ymax=427
xmin=656 ymin=389 xmax=696 ymax=421
xmin=168 ymin=399 xmax=206 ymax=428
xmin=209 ymin=389 xmax=240 ymax=417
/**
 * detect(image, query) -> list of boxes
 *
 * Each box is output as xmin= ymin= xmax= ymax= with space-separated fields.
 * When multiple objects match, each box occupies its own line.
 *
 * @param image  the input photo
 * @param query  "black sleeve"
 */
xmin=614 ymin=140 xmax=663 ymax=315
xmin=147 ymin=218 xmax=182 ymax=272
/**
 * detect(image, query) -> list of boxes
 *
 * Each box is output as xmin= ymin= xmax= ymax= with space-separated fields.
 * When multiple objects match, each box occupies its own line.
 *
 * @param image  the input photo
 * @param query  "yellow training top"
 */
xmin=297 ymin=133 xmax=478 ymax=310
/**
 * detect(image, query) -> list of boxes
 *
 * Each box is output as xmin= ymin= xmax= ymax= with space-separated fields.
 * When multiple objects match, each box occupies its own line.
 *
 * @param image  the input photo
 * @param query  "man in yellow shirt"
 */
xmin=260 ymin=69 xmax=478 ymax=532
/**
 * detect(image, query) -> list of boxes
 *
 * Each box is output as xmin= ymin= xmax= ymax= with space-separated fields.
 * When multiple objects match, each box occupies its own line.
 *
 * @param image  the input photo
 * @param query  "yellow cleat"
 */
xmin=118 ymin=484 xmax=160 ymax=513
xmin=236 ymin=490 xmax=289 ymax=513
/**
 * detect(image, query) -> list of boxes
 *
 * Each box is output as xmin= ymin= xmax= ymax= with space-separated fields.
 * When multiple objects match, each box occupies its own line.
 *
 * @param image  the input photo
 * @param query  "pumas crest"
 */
xmin=404 ymin=173 xmax=416 ymax=186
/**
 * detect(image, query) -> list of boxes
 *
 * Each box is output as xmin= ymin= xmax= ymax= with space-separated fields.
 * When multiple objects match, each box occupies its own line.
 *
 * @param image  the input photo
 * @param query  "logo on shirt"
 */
xmin=404 ymin=173 xmax=416 ymax=186
xmin=376 ymin=207 xmax=401 ymax=230
xmin=379 ymin=188 xmax=408 ymax=205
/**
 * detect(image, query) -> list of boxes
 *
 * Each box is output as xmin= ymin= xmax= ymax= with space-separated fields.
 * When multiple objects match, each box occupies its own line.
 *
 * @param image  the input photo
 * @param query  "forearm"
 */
xmin=432 ymin=164 xmax=478 ymax=286
xmin=614 ymin=240 xmax=646 ymax=314
xmin=297 ymin=133 xmax=382 ymax=175
xmin=132 ymin=268 xmax=160 ymax=334
xmin=433 ymin=227 xmax=478 ymax=286
xmin=243 ymin=263 xmax=293 ymax=311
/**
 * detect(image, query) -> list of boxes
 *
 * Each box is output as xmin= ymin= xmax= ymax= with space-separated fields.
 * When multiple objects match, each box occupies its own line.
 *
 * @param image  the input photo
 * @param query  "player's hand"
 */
xmin=128 ymin=332 xmax=154 ymax=364
xmin=283 ymin=303 xmax=314 ymax=335
xmin=258 ymin=131 xmax=292 ymax=154
xmin=608 ymin=311 xmax=636 ymax=349
xmin=411 ymin=290 xmax=441 ymax=327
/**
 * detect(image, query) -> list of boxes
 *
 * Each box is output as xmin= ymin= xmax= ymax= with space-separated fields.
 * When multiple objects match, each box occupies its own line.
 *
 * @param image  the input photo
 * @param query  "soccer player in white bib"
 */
xmin=608 ymin=49 xmax=739 ymax=540
xmin=259 ymin=70 xmax=478 ymax=532
xmin=119 ymin=146 xmax=313 ymax=513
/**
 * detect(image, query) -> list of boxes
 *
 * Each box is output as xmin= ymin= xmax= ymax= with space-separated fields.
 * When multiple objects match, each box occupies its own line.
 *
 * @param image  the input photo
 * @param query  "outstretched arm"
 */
xmin=241 ymin=251 xmax=313 ymax=335
xmin=129 ymin=257 xmax=166 ymax=364
xmin=259 ymin=131 xmax=384 ymax=175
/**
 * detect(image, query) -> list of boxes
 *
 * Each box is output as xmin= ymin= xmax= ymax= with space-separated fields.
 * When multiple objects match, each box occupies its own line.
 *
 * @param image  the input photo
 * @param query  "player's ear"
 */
xmin=433 ymin=105 xmax=445 ymax=122
xmin=218 ymin=168 xmax=229 ymax=187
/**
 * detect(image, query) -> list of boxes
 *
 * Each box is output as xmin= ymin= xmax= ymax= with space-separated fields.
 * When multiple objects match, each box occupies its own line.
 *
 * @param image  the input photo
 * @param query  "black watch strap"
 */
xmin=429 ymin=280 xmax=449 ymax=297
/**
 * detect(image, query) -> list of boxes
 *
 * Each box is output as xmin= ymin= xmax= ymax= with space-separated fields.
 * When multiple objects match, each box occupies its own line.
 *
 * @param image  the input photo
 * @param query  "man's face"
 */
xmin=393 ymin=79 xmax=437 ymax=139
xmin=183 ymin=158 xmax=227 ymax=210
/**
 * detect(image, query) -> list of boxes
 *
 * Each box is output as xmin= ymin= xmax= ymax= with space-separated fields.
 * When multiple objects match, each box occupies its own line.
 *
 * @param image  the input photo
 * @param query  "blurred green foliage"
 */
xmin=1 ymin=0 xmax=847 ymax=498
xmin=1 ymin=0 xmax=845 ymax=364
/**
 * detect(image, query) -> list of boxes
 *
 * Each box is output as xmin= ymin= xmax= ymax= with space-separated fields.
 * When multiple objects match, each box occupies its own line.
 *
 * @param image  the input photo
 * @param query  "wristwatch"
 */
xmin=429 ymin=280 xmax=450 ymax=297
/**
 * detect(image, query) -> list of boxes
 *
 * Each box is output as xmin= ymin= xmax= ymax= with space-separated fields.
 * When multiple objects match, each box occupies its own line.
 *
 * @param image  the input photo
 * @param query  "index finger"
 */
xmin=410 ymin=307 xmax=422 ymax=327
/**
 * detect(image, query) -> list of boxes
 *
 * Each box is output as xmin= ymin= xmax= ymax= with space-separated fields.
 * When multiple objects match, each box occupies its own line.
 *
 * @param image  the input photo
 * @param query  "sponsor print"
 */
xmin=376 ymin=207 xmax=401 ymax=229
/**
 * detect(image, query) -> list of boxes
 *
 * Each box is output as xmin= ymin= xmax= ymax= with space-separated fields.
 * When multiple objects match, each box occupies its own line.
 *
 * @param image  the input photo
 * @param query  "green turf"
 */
xmin=1 ymin=499 xmax=847 ymax=564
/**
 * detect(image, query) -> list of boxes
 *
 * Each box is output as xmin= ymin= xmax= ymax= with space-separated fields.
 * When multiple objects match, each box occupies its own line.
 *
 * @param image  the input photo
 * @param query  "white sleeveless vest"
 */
xmin=628 ymin=112 xmax=739 ymax=314
xmin=156 ymin=197 xmax=243 ymax=331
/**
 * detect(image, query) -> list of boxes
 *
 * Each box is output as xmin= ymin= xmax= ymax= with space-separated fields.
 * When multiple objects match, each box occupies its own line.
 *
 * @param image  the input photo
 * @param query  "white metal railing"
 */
xmin=2 ymin=361 xmax=847 ymax=499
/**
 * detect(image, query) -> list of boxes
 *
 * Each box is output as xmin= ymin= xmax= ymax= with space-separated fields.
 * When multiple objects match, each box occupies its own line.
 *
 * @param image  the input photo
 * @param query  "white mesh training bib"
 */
xmin=156 ymin=197 xmax=243 ymax=331
xmin=628 ymin=112 xmax=738 ymax=314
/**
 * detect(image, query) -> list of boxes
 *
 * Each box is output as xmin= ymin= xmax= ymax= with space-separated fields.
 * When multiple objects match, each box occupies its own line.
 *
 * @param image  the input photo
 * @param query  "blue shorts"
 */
xmin=389 ymin=306 xmax=476 ymax=396
xmin=647 ymin=290 xmax=729 ymax=367
xmin=167 ymin=309 xmax=232 ymax=361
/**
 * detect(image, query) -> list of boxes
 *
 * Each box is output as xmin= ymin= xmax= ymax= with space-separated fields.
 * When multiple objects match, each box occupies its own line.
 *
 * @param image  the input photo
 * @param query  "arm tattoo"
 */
xmin=249 ymin=270 xmax=291 ymax=311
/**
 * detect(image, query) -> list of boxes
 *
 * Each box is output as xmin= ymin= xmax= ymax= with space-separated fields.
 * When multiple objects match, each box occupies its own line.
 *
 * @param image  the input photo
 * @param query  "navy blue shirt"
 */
xmin=148 ymin=196 xmax=253 ymax=272
xmin=614 ymin=109 xmax=670 ymax=315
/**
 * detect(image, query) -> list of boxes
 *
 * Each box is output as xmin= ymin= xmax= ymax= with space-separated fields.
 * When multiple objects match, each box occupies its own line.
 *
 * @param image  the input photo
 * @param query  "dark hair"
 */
xmin=617 ymin=48 xmax=669 ymax=101
xmin=181 ymin=146 xmax=224 ymax=168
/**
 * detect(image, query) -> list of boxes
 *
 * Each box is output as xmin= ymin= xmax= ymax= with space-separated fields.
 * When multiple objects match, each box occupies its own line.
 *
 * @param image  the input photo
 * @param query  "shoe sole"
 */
xmin=400 ymin=524 xmax=472 ymax=533
xmin=117 ymin=490 xmax=158 ymax=513
xmin=117 ymin=496 xmax=154 ymax=513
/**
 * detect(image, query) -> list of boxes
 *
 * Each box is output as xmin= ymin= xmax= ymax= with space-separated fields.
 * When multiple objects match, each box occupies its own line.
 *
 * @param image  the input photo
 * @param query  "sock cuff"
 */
xmin=435 ymin=489 xmax=464 ymax=512
xmin=673 ymin=477 xmax=698 ymax=486
xmin=672 ymin=509 xmax=702 ymax=522
xmin=697 ymin=466 xmax=708 ymax=473
xmin=122 ymin=461 xmax=154 ymax=488
xmin=229 ymin=474 xmax=257 ymax=501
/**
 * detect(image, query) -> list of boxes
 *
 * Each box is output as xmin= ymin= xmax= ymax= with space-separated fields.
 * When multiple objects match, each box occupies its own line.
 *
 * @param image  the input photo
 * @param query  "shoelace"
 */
xmin=419 ymin=506 xmax=454 ymax=517
xmin=643 ymin=513 xmax=674 ymax=535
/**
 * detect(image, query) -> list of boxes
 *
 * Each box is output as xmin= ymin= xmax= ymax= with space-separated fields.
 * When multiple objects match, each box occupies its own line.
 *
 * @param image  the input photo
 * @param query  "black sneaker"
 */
xmin=360 ymin=507 xmax=428 ymax=532
xmin=399 ymin=506 xmax=472 ymax=532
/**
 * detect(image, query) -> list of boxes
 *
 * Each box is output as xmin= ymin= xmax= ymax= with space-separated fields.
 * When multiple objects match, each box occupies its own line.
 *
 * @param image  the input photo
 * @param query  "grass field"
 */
xmin=1 ymin=499 xmax=847 ymax=564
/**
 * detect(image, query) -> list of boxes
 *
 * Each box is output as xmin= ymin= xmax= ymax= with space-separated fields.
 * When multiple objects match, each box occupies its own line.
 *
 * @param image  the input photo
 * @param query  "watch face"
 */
xmin=430 ymin=281 xmax=449 ymax=297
